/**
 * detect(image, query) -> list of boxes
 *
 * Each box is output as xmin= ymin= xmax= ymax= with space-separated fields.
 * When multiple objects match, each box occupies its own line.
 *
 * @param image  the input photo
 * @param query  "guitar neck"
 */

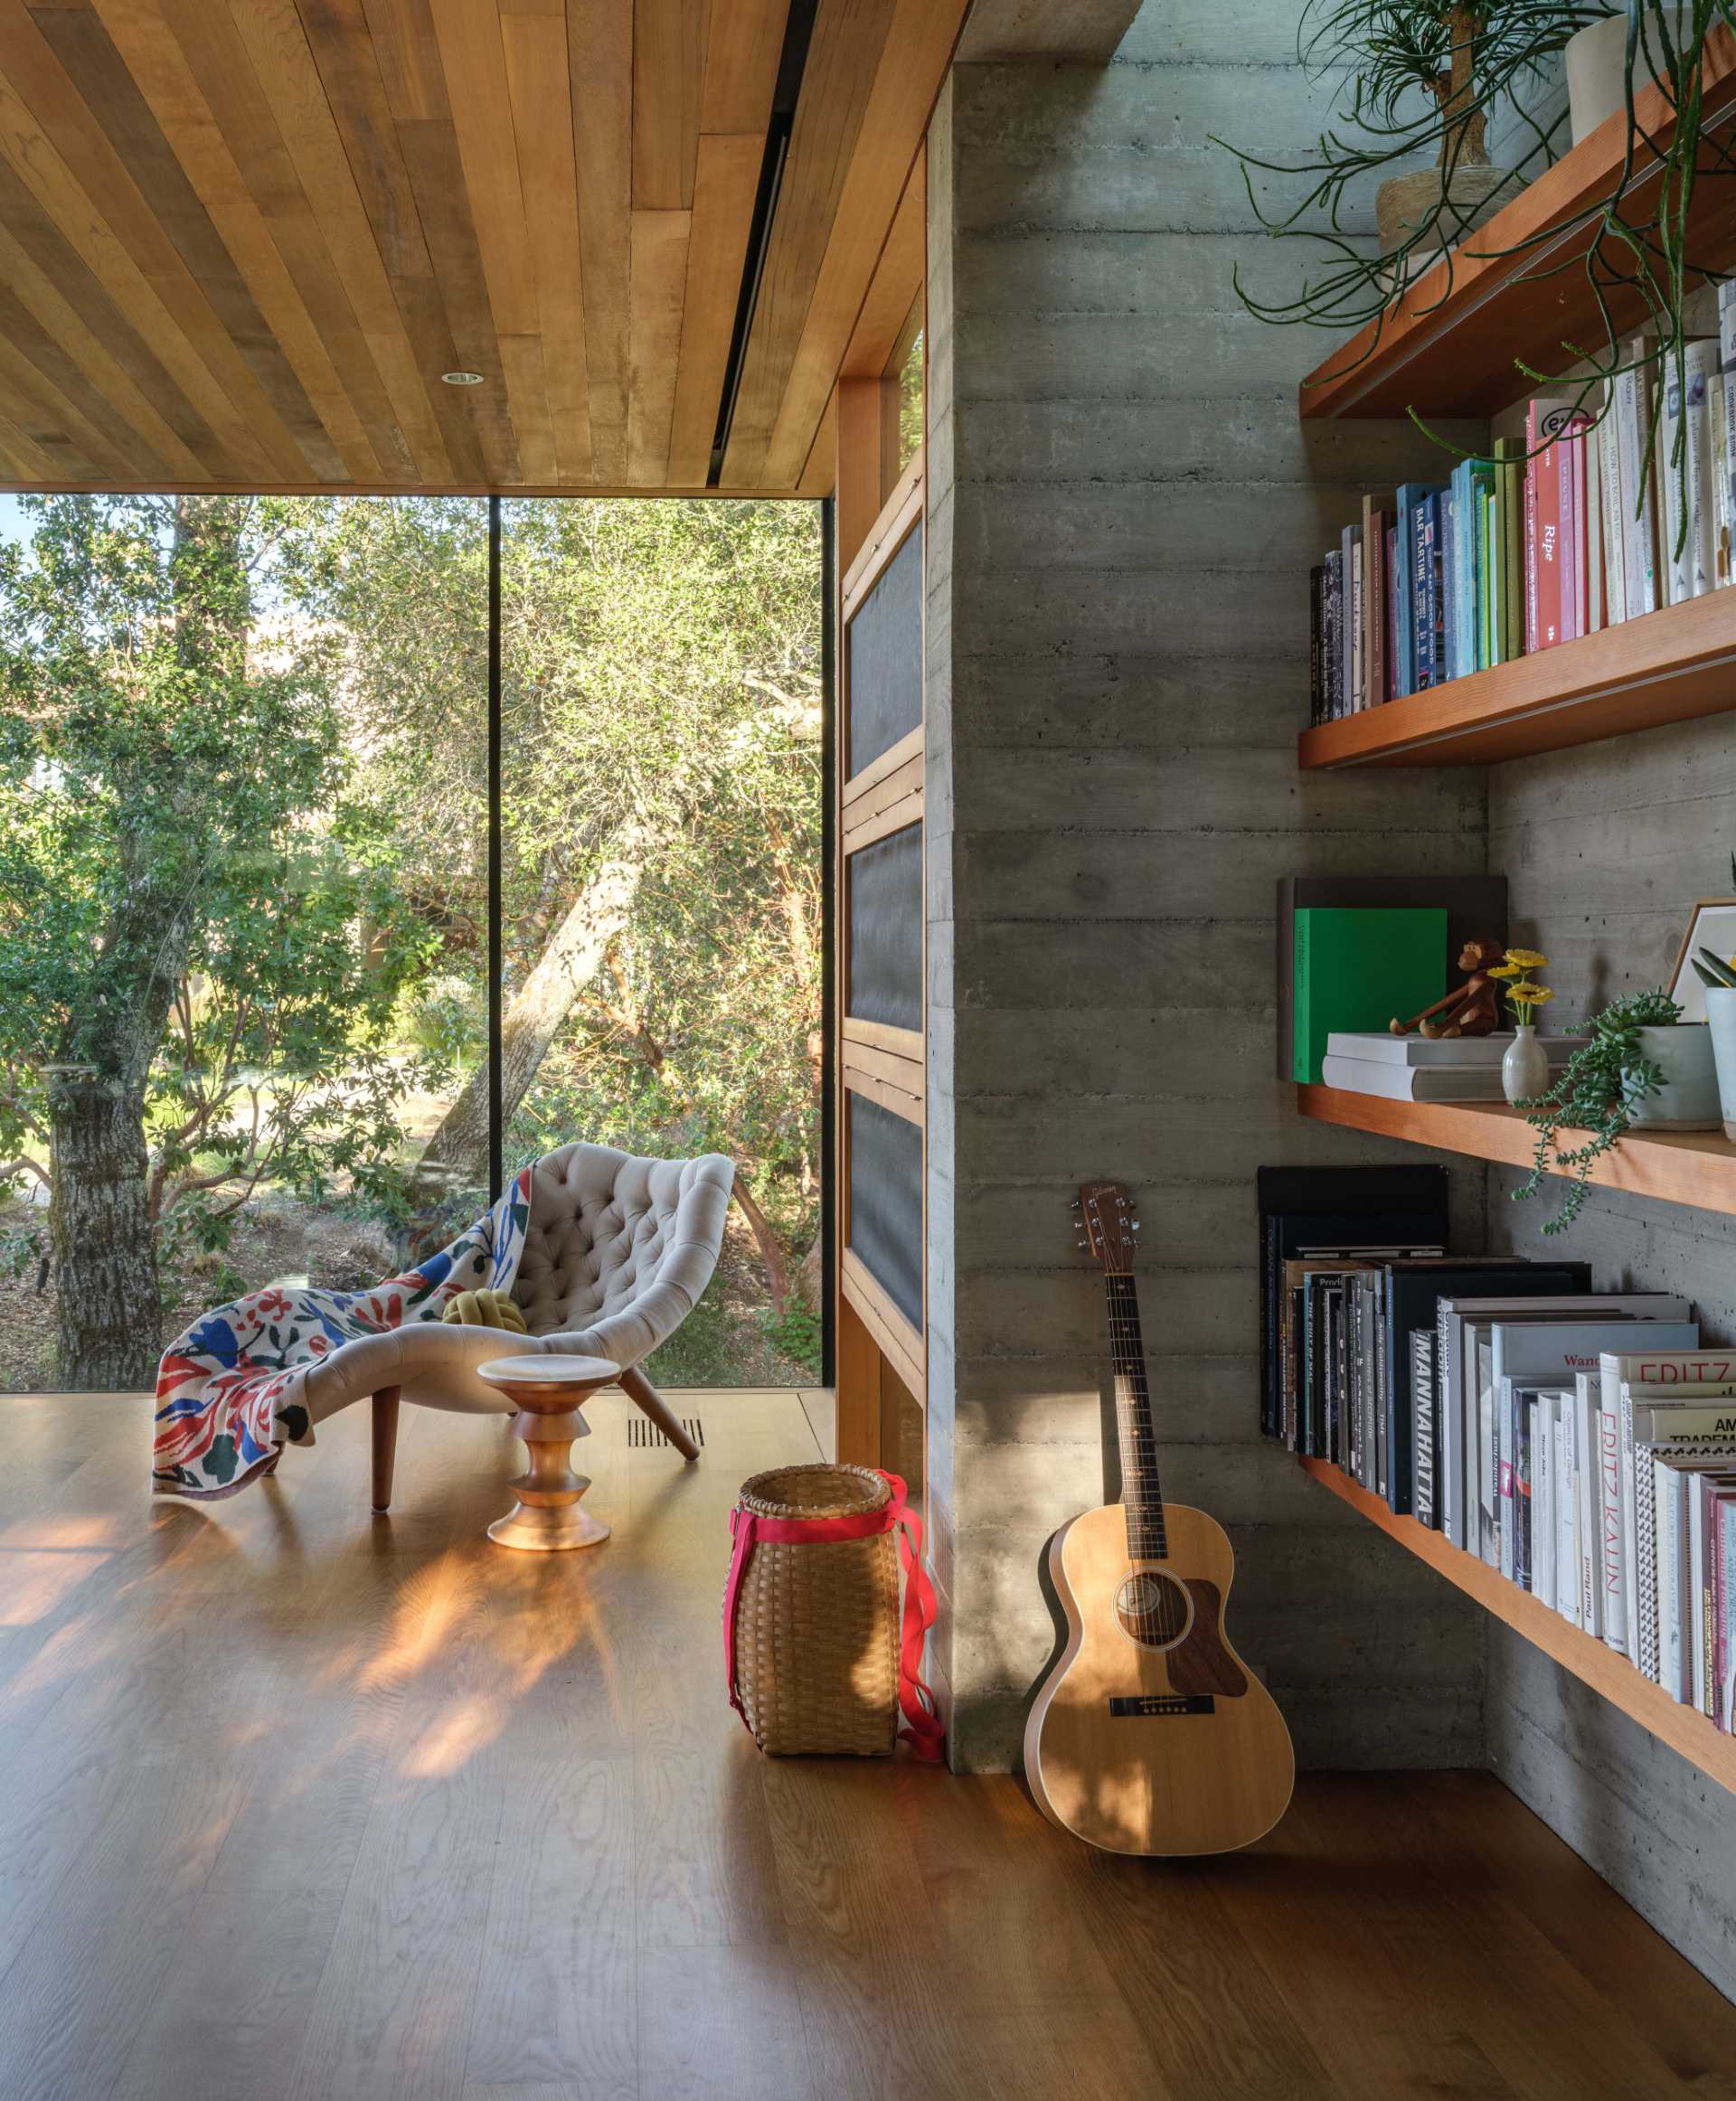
xmin=1104 ymin=1272 xmax=1167 ymax=1559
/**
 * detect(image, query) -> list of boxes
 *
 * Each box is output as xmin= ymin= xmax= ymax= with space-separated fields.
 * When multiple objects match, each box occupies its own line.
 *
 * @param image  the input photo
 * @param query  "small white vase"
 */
xmin=1705 ymin=988 xmax=1736 ymax=1142
xmin=1502 ymin=1024 xmax=1551 ymax=1106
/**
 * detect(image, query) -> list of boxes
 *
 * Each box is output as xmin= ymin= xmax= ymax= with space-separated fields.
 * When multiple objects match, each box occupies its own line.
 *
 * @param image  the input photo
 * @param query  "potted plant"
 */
xmin=1214 ymin=3 xmax=1736 ymax=471
xmin=1513 ymin=988 xmax=1720 ymax=1231
xmin=1488 ymin=947 xmax=1554 ymax=1101
xmin=1214 ymin=2 xmax=1609 ymax=329
xmin=1689 ymin=945 xmax=1736 ymax=1140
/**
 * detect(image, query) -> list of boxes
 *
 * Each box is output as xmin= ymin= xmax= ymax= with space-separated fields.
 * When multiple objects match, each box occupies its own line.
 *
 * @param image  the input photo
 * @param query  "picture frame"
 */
xmin=1667 ymin=898 xmax=1736 ymax=1022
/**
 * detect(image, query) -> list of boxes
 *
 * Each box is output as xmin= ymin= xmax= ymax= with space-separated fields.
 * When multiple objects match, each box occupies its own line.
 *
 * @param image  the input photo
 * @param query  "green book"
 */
xmin=1292 ymin=907 xmax=1448 ymax=1083
xmin=1477 ymin=487 xmax=1493 ymax=671
xmin=1495 ymin=435 xmax=1524 ymax=663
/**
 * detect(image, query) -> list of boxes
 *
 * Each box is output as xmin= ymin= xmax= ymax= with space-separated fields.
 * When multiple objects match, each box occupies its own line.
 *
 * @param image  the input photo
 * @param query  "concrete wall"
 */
xmin=923 ymin=10 xmax=1491 ymax=1775
xmin=1486 ymin=716 xmax=1736 ymax=1999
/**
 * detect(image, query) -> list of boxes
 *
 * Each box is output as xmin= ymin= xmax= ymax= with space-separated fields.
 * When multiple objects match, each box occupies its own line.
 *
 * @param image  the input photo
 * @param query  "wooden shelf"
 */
xmin=1297 ymin=1085 xmax=1736 ymax=1216
xmin=1300 ymin=1456 xmax=1736 ymax=1794
xmin=1298 ymin=28 xmax=1736 ymax=420
xmin=1297 ymin=591 xmax=1736 ymax=768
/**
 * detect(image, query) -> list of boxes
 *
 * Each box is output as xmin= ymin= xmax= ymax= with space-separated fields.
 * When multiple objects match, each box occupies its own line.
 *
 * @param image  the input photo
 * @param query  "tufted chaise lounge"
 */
xmin=300 ymin=1141 xmax=734 ymax=1509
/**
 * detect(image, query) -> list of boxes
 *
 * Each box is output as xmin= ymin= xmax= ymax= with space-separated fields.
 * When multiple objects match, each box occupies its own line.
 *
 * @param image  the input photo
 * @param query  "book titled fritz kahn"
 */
xmin=1276 ymin=876 xmax=1508 ymax=1081
xmin=1292 ymin=908 xmax=1446 ymax=1086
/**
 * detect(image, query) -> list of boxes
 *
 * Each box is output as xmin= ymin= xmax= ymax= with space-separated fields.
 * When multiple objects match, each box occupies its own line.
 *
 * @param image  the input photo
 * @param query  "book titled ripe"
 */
xmin=1524 ymin=397 xmax=1574 ymax=651
xmin=1291 ymin=908 xmax=1447 ymax=1085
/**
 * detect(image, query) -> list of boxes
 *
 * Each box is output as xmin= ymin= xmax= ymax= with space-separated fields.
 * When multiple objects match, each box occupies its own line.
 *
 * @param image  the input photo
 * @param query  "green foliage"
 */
xmin=1513 ymin=987 xmax=1683 ymax=1231
xmin=1692 ymin=946 xmax=1736 ymax=990
xmin=0 ymin=494 xmax=441 ymax=1305
xmin=760 ymin=1302 xmax=823 ymax=1380
xmin=298 ymin=495 xmax=823 ymax=1303
xmin=1213 ymin=1 xmax=1603 ymax=334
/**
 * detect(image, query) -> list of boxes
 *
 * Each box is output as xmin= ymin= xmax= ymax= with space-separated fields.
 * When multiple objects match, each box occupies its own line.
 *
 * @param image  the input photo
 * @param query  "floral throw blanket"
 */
xmin=152 ymin=1171 xmax=533 ymax=1501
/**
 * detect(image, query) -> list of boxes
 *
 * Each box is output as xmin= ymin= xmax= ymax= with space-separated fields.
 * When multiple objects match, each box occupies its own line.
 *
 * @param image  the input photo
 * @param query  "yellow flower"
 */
xmin=1507 ymin=983 xmax=1553 ymax=1004
xmin=1486 ymin=963 xmax=1521 ymax=980
xmin=1505 ymin=947 xmax=1549 ymax=970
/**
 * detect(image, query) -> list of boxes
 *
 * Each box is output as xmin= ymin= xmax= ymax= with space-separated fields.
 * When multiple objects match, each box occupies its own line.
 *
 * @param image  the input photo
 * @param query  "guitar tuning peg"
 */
xmin=1131 ymin=1220 xmax=1141 ymax=1232
xmin=1069 ymin=1198 xmax=1080 ymax=1211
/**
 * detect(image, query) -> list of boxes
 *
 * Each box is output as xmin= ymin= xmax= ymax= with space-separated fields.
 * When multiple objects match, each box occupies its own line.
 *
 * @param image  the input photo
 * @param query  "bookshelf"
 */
xmin=1297 ymin=27 xmax=1736 ymax=422
xmin=1297 ymin=591 xmax=1736 ymax=769
xmin=1297 ymin=1085 xmax=1736 ymax=1217
xmin=1300 ymin=1456 xmax=1736 ymax=1795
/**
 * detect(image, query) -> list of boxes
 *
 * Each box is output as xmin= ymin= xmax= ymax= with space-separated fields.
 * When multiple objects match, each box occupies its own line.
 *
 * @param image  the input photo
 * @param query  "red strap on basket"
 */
xmin=723 ymin=1470 xmax=944 ymax=1762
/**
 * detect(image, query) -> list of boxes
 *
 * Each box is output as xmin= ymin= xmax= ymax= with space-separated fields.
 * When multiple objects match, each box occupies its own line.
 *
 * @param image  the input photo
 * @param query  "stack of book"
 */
xmin=1320 ymin=1029 xmax=1588 ymax=1101
xmin=1308 ymin=285 xmax=1736 ymax=723
xmin=1463 ymin=1341 xmax=1736 ymax=1735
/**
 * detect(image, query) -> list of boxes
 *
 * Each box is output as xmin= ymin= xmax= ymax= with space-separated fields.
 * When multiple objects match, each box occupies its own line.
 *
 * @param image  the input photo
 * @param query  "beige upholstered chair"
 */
xmin=300 ymin=1142 xmax=734 ymax=1509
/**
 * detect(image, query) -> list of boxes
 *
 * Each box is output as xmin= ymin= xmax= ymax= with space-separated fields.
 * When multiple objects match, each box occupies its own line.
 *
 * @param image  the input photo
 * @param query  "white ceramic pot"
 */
xmin=1502 ymin=1024 xmax=1552 ymax=1105
xmin=1566 ymin=10 xmax=1690 ymax=146
xmin=1622 ymin=1022 xmax=1722 ymax=1130
xmin=1705 ymin=987 xmax=1736 ymax=1142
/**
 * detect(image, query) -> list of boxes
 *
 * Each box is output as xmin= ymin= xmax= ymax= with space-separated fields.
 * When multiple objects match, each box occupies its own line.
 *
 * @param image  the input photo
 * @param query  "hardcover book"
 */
xmin=1276 ymin=876 xmax=1508 ymax=1081
xmin=1291 ymin=907 xmax=1446 ymax=1086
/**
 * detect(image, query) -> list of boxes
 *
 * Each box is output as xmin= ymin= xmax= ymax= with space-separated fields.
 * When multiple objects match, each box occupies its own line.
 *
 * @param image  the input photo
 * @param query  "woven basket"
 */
xmin=728 ymin=1463 xmax=900 ymax=1757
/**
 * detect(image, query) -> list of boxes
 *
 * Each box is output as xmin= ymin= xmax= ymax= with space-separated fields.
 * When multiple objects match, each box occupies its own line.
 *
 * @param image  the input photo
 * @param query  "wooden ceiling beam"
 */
xmin=760 ymin=0 xmax=955 ymax=486
xmin=569 ymin=0 xmax=630 ymax=483
xmin=840 ymin=143 xmax=921 ymax=379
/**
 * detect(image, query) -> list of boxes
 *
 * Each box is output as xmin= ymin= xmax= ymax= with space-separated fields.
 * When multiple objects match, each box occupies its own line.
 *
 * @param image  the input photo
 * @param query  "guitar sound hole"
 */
xmin=1114 ymin=1569 xmax=1191 ymax=1649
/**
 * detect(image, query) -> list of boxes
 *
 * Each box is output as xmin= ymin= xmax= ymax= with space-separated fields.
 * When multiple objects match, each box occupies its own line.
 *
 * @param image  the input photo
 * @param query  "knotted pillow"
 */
xmin=441 ymin=1287 xmax=528 ymax=1333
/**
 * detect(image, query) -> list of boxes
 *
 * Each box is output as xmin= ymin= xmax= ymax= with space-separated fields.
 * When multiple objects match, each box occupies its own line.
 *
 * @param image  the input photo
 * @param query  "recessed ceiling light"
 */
xmin=441 ymin=371 xmax=485 ymax=386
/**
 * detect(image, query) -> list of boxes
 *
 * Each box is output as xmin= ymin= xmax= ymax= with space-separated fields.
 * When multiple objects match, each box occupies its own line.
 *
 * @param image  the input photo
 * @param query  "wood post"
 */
xmin=371 ymin=1385 xmax=401 ymax=1512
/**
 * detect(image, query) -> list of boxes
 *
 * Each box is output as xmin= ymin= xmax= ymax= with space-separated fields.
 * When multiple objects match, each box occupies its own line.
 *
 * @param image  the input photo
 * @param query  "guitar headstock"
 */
xmin=1073 ymin=1180 xmax=1140 ymax=1274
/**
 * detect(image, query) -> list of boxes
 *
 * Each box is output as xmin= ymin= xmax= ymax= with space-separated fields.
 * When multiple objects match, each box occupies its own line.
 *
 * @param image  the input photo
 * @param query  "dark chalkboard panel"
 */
xmin=845 ymin=520 xmax=922 ymax=777
xmin=847 ymin=1092 xmax=923 ymax=1331
xmin=846 ymin=821 xmax=922 ymax=1032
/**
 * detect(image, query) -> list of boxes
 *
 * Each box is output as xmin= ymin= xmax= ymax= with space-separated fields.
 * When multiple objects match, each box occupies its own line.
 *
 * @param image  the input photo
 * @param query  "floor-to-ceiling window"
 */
xmin=500 ymin=498 xmax=824 ymax=1387
xmin=0 ymin=492 xmax=822 ymax=1396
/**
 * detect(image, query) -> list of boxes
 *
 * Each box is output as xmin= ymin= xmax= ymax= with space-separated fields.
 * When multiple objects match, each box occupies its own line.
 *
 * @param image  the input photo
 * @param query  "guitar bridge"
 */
xmin=1109 ymin=1694 xmax=1215 ymax=1718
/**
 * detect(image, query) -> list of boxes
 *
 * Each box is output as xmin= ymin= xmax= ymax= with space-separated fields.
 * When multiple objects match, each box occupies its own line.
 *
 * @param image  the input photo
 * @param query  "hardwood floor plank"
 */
xmin=0 ymin=1397 xmax=1727 ymax=2101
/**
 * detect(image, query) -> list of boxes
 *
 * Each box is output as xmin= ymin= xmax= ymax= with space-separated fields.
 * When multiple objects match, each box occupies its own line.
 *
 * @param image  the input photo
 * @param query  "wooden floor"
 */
xmin=2 ymin=1393 xmax=1733 ymax=2101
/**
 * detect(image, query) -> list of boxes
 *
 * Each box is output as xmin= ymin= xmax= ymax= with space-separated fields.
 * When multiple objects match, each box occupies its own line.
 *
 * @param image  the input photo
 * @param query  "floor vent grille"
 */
xmin=629 ymin=1417 xmax=704 ymax=1449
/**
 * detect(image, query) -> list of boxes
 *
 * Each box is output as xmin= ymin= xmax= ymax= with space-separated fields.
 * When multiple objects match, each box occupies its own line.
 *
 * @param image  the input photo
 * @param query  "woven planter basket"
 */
xmin=728 ymin=1463 xmax=901 ymax=1757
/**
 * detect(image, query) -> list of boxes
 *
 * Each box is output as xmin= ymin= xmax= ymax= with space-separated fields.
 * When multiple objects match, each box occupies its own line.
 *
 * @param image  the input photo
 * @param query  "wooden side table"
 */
xmin=477 ymin=1354 xmax=620 ymax=1552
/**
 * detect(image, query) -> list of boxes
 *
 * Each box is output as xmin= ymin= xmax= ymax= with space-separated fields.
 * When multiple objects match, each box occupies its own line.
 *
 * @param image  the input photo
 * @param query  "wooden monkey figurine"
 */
xmin=1390 ymin=936 xmax=1506 ymax=1040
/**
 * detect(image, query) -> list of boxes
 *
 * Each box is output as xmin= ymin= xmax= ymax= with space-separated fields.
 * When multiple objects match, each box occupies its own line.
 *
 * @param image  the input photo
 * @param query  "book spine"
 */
xmin=1599 ymin=400 xmax=1628 ymax=622
xmin=1558 ymin=1399 xmax=1580 ymax=1627
xmin=1711 ymin=372 xmax=1732 ymax=589
xmin=1693 ymin=1476 xmax=1710 ymax=1714
xmin=1413 ymin=1328 xmax=1437 ymax=1528
xmin=1527 ymin=400 xmax=1565 ymax=650
xmin=1686 ymin=340 xmax=1718 ymax=598
xmin=1722 ymin=369 xmax=1736 ymax=593
xmin=1441 ymin=481 xmax=1458 ymax=683
xmin=1498 ymin=1376 xmax=1516 ymax=1580
xmin=1559 ymin=412 xmax=1580 ymax=643
xmin=1439 ymin=1305 xmax=1462 ymax=1549
xmin=1412 ymin=500 xmax=1434 ymax=689
xmin=1499 ymin=443 xmax=1523 ymax=658
xmin=1617 ymin=354 xmax=1656 ymax=617
xmin=1324 ymin=551 xmax=1342 ymax=718
xmin=1599 ymin=1400 xmax=1627 ymax=1653
xmin=1363 ymin=497 xmax=1385 ymax=709
xmin=1385 ymin=526 xmax=1401 ymax=697
xmin=1393 ymin=490 xmax=1415 ymax=696
xmin=1341 ymin=524 xmax=1358 ymax=711
xmin=1662 ymin=353 xmax=1692 ymax=606
xmin=1574 ymin=1378 xmax=1601 ymax=1637
xmin=1714 ymin=1503 xmax=1723 ymax=1730
xmin=1309 ymin=567 xmax=1325 ymax=723
xmin=1636 ymin=1439 xmax=1663 ymax=1682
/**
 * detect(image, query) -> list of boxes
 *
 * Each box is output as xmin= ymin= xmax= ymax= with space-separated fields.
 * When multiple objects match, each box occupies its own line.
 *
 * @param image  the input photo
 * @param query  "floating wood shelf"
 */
xmin=1297 ymin=27 xmax=1736 ymax=421
xmin=1297 ymin=591 xmax=1736 ymax=768
xmin=1300 ymin=1456 xmax=1736 ymax=1794
xmin=1297 ymin=1085 xmax=1736 ymax=1216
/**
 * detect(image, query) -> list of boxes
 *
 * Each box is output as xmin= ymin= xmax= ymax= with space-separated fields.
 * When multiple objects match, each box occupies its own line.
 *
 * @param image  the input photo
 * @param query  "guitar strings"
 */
xmin=1101 ymin=1270 xmax=1176 ymax=1634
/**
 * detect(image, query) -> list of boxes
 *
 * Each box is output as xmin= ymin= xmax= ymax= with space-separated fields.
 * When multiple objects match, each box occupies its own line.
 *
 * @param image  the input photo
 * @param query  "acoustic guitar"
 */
xmin=1024 ymin=1180 xmax=1295 ymax=1856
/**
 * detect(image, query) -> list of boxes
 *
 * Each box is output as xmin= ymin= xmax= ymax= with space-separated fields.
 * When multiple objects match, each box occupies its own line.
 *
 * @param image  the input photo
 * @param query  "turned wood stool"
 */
xmin=477 ymin=1354 xmax=619 ymax=1551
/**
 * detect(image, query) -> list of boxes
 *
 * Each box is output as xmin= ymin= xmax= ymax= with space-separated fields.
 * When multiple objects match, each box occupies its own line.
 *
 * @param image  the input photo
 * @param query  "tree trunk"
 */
xmin=49 ymin=1077 xmax=161 ymax=1391
xmin=731 ymin=1181 xmax=790 ymax=1321
xmin=418 ymin=822 xmax=657 ymax=1182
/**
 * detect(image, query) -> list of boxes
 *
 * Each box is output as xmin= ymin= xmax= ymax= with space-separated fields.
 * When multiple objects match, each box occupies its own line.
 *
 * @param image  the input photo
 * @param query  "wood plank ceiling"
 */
xmin=0 ymin=0 xmax=959 ymax=497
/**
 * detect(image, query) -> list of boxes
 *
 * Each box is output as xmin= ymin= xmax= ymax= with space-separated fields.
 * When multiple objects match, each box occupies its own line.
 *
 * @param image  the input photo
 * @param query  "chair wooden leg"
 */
xmin=619 ymin=1362 xmax=699 ymax=1461
xmin=372 ymin=1385 xmax=401 ymax=1512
